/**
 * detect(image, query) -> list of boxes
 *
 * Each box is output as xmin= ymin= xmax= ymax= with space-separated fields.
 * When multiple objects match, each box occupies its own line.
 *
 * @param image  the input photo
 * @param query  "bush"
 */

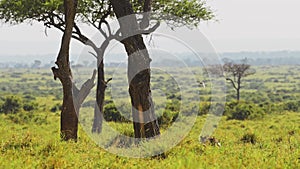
xmin=199 ymin=102 xmax=211 ymax=116
xmin=104 ymin=102 xmax=129 ymax=122
xmin=225 ymin=101 xmax=265 ymax=120
xmin=283 ymin=101 xmax=300 ymax=112
xmin=156 ymin=100 xmax=182 ymax=127
xmin=198 ymin=102 xmax=224 ymax=116
xmin=0 ymin=96 xmax=23 ymax=114
xmin=258 ymin=101 xmax=290 ymax=114
xmin=50 ymin=103 xmax=62 ymax=113
xmin=157 ymin=109 xmax=179 ymax=127
xmin=23 ymin=102 xmax=39 ymax=111
xmin=180 ymin=102 xmax=200 ymax=116
xmin=165 ymin=100 xmax=180 ymax=112
xmin=241 ymin=133 xmax=258 ymax=144
xmin=23 ymin=95 xmax=36 ymax=101
xmin=7 ymin=111 xmax=48 ymax=125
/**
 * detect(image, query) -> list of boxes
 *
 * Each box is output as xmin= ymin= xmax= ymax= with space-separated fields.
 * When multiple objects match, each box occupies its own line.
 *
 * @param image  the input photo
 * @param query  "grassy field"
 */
xmin=0 ymin=66 xmax=299 ymax=168
xmin=0 ymin=111 xmax=299 ymax=168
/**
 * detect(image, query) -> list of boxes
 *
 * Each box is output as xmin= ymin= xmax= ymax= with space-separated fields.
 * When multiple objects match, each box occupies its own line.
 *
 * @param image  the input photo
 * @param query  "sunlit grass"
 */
xmin=0 ymin=66 xmax=300 ymax=168
xmin=0 ymin=112 xmax=299 ymax=168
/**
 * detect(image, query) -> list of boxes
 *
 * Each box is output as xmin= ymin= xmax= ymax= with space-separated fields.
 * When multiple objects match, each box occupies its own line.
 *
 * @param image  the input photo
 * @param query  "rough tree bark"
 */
xmin=64 ymin=23 xmax=109 ymax=134
xmin=110 ymin=0 xmax=160 ymax=139
xmin=51 ymin=0 xmax=95 ymax=141
xmin=53 ymin=12 xmax=113 ymax=134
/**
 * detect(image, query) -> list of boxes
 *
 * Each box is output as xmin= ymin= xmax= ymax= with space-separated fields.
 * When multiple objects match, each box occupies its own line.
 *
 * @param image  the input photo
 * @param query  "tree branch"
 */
xmin=74 ymin=69 xmax=97 ymax=106
xmin=140 ymin=0 xmax=152 ymax=29
xmin=51 ymin=67 xmax=61 ymax=80
xmin=116 ymin=22 xmax=160 ymax=42
xmin=226 ymin=78 xmax=238 ymax=90
xmin=140 ymin=21 xmax=160 ymax=34
xmin=106 ymin=78 xmax=112 ymax=85
xmin=89 ymin=51 xmax=98 ymax=59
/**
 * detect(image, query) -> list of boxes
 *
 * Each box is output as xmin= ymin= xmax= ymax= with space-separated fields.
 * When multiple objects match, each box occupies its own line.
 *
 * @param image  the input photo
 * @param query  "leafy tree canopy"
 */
xmin=0 ymin=0 xmax=214 ymax=29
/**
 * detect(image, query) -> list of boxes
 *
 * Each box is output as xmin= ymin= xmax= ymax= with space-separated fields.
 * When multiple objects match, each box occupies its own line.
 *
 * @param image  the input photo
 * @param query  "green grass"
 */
xmin=0 ymin=112 xmax=299 ymax=168
xmin=0 ymin=66 xmax=300 ymax=168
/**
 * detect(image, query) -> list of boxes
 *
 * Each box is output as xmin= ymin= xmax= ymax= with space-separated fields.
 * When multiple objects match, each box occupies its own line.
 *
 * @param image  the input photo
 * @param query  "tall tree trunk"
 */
xmin=110 ymin=0 xmax=160 ymax=139
xmin=66 ymin=24 xmax=108 ymax=134
xmin=92 ymin=59 xmax=105 ymax=133
xmin=51 ymin=0 xmax=78 ymax=141
xmin=91 ymin=38 xmax=112 ymax=133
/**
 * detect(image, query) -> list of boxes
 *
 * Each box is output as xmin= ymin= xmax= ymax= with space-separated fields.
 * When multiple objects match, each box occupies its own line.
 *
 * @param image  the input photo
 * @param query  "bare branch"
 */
xmin=76 ymin=69 xmax=97 ymax=105
xmin=89 ymin=51 xmax=98 ymax=59
xmin=73 ymin=23 xmax=82 ymax=36
xmin=98 ymin=20 xmax=109 ymax=39
xmin=226 ymin=78 xmax=238 ymax=90
xmin=139 ymin=21 xmax=160 ymax=35
xmin=106 ymin=78 xmax=113 ymax=84
xmin=116 ymin=22 xmax=160 ymax=42
xmin=223 ymin=58 xmax=255 ymax=101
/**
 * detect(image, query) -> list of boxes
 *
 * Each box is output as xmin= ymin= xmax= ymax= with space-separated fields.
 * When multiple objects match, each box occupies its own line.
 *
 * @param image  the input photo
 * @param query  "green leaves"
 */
xmin=0 ymin=0 xmax=63 ymax=24
xmin=151 ymin=0 xmax=214 ymax=28
xmin=0 ymin=0 xmax=214 ymax=29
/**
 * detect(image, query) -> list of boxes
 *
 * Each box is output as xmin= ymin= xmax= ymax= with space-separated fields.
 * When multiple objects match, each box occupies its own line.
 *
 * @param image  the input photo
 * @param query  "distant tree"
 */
xmin=32 ymin=60 xmax=41 ymax=68
xmin=0 ymin=96 xmax=22 ymax=114
xmin=224 ymin=58 xmax=255 ymax=101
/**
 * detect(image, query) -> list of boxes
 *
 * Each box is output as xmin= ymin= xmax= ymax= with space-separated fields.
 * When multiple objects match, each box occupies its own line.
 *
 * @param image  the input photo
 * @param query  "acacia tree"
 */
xmin=224 ymin=58 xmax=255 ymax=101
xmin=0 ymin=0 xmax=214 ymax=139
xmin=52 ymin=0 xmax=79 ymax=140
xmin=110 ymin=0 xmax=159 ymax=139
xmin=110 ymin=0 xmax=214 ymax=139
xmin=0 ymin=0 xmax=115 ymax=135
xmin=1 ymin=0 xmax=95 ymax=141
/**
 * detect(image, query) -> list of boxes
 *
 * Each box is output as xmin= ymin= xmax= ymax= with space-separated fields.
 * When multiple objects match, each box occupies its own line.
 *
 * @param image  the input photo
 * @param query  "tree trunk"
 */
xmin=237 ymin=77 xmax=241 ymax=101
xmin=110 ymin=0 xmax=160 ymax=139
xmin=92 ymin=59 xmax=105 ymax=133
xmin=51 ymin=0 xmax=78 ymax=141
xmin=91 ymin=38 xmax=112 ymax=133
xmin=237 ymin=88 xmax=240 ymax=101
xmin=125 ymin=37 xmax=160 ymax=139
xmin=67 ymin=23 xmax=108 ymax=134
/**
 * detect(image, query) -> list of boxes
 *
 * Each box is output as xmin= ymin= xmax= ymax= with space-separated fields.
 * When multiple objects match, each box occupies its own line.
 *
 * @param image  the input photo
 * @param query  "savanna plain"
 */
xmin=0 ymin=65 xmax=299 ymax=168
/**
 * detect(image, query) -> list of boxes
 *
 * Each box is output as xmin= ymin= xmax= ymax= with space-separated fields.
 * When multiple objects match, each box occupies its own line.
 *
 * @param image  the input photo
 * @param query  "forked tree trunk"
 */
xmin=110 ymin=0 xmax=160 ymax=139
xmin=51 ymin=0 xmax=78 ymax=141
xmin=52 ymin=0 xmax=97 ymax=140
xmin=67 ymin=26 xmax=108 ymax=134
xmin=92 ymin=39 xmax=112 ymax=133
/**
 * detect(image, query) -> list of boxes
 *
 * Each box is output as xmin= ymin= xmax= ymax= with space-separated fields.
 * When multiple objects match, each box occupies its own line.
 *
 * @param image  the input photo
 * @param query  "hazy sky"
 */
xmin=0 ymin=0 xmax=299 ymax=56
xmin=200 ymin=0 xmax=300 ymax=52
